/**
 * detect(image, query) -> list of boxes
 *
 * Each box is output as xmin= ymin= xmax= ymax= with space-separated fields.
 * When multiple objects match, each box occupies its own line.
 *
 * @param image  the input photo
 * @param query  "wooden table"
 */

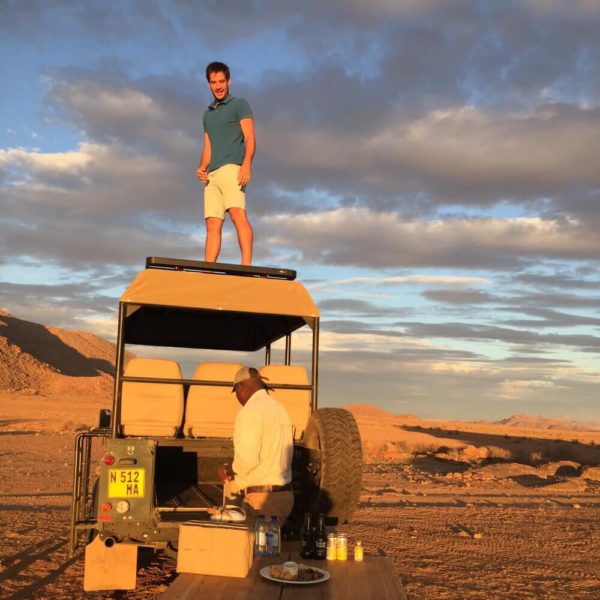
xmin=160 ymin=552 xmax=407 ymax=600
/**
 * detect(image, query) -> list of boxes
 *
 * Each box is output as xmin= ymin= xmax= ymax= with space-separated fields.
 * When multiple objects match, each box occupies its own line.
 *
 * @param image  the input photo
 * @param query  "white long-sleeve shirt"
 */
xmin=232 ymin=389 xmax=294 ymax=490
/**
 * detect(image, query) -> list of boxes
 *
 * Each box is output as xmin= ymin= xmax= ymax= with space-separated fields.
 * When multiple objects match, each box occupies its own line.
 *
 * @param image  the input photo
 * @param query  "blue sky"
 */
xmin=1 ymin=0 xmax=599 ymax=420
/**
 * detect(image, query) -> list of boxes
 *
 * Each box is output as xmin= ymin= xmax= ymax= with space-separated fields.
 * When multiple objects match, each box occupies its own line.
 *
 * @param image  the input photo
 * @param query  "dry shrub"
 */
xmin=512 ymin=448 xmax=537 ymax=464
xmin=485 ymin=446 xmax=512 ymax=461
xmin=62 ymin=420 xmax=90 ymax=432
xmin=542 ymin=443 xmax=584 ymax=463
xmin=479 ymin=446 xmax=545 ymax=466
xmin=530 ymin=451 xmax=543 ymax=464
xmin=436 ymin=445 xmax=490 ymax=463
xmin=394 ymin=439 xmax=440 ymax=455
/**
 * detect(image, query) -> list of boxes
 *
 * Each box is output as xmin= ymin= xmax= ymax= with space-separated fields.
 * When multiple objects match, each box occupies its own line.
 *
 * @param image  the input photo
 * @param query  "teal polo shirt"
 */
xmin=203 ymin=95 xmax=253 ymax=172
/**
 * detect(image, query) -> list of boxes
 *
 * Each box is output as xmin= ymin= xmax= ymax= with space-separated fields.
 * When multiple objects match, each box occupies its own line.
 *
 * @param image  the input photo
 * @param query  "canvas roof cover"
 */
xmin=119 ymin=268 xmax=319 ymax=351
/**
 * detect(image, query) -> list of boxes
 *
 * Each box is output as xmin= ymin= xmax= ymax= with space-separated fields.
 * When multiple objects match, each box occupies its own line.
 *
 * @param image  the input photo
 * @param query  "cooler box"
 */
xmin=176 ymin=520 xmax=255 ymax=578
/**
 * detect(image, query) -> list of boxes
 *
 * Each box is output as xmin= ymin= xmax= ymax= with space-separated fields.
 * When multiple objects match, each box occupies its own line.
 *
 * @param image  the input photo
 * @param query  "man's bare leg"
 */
xmin=205 ymin=217 xmax=224 ymax=262
xmin=228 ymin=208 xmax=253 ymax=265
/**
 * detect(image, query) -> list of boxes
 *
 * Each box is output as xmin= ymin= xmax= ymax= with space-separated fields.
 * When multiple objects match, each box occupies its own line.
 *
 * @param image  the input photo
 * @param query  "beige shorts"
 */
xmin=204 ymin=164 xmax=246 ymax=219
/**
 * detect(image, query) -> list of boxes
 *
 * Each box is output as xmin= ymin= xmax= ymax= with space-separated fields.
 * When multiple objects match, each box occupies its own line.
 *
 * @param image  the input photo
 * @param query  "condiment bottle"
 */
xmin=354 ymin=540 xmax=364 ymax=561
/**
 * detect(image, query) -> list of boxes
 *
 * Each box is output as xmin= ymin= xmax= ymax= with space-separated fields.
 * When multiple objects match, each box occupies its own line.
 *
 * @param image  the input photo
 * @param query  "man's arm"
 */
xmin=238 ymin=117 xmax=255 ymax=186
xmin=196 ymin=133 xmax=211 ymax=183
xmin=231 ymin=407 xmax=261 ymax=489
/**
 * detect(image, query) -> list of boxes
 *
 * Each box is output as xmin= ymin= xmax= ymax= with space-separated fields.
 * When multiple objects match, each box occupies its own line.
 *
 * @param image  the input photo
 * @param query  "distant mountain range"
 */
xmin=493 ymin=413 xmax=600 ymax=432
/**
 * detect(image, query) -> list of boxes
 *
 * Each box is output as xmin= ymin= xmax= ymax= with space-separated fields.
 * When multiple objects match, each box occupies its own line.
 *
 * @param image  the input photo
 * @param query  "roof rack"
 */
xmin=145 ymin=257 xmax=297 ymax=280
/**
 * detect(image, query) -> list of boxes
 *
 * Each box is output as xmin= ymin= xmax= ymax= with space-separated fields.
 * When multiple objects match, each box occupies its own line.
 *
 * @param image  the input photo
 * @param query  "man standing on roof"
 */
xmin=196 ymin=61 xmax=255 ymax=266
xmin=217 ymin=367 xmax=294 ymax=523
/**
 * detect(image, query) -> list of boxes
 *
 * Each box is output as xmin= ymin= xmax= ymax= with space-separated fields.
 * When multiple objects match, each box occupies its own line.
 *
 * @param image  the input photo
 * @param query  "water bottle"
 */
xmin=255 ymin=514 xmax=267 ymax=557
xmin=267 ymin=515 xmax=281 ymax=556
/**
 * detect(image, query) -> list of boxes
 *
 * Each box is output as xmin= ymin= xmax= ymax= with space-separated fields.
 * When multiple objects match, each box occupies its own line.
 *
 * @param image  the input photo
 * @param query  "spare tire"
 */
xmin=303 ymin=408 xmax=363 ymax=523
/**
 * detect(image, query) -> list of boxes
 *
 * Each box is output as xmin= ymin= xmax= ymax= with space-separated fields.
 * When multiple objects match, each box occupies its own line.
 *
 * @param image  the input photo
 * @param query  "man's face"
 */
xmin=234 ymin=379 xmax=260 ymax=406
xmin=208 ymin=71 xmax=230 ymax=102
xmin=234 ymin=381 xmax=249 ymax=406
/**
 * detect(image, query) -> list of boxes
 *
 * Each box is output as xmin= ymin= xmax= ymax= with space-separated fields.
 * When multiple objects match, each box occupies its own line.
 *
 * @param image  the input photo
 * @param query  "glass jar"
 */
xmin=326 ymin=532 xmax=337 ymax=560
xmin=336 ymin=533 xmax=348 ymax=561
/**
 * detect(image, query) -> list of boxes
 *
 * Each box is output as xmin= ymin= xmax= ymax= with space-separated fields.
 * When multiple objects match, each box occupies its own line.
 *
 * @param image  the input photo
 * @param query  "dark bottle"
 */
xmin=313 ymin=513 xmax=327 ymax=560
xmin=300 ymin=512 xmax=314 ymax=558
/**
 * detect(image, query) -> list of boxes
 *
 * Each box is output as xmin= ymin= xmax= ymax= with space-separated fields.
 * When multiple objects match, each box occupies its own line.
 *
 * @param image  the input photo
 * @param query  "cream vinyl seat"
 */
xmin=120 ymin=358 xmax=184 ymax=437
xmin=184 ymin=362 xmax=243 ymax=438
xmin=259 ymin=365 xmax=311 ymax=440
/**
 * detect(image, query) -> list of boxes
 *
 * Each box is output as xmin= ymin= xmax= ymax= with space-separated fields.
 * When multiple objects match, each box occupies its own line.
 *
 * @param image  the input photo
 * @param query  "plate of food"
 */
xmin=260 ymin=561 xmax=330 ymax=585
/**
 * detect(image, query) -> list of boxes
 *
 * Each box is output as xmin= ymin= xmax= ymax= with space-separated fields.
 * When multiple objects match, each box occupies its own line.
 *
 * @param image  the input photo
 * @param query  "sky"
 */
xmin=1 ymin=0 xmax=599 ymax=421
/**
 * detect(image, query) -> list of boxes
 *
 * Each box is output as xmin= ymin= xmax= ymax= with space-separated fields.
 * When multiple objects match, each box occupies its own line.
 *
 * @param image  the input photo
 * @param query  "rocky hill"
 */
xmin=0 ymin=310 xmax=126 ymax=399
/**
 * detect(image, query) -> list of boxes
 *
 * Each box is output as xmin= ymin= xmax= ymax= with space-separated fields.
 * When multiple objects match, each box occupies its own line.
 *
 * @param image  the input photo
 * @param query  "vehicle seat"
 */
xmin=120 ymin=358 xmax=184 ymax=437
xmin=184 ymin=362 xmax=243 ymax=438
xmin=259 ymin=365 xmax=311 ymax=440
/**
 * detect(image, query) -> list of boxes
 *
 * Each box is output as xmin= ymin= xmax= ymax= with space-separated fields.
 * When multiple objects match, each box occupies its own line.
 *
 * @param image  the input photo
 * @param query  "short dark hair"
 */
xmin=206 ymin=61 xmax=230 ymax=81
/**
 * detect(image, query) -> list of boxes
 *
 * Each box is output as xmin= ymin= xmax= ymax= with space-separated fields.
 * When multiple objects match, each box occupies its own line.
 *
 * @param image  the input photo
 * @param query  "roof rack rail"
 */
xmin=145 ymin=257 xmax=296 ymax=280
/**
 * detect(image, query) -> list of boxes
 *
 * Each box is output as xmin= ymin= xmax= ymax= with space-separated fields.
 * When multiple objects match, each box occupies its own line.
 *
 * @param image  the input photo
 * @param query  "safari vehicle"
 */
xmin=69 ymin=257 xmax=363 ymax=588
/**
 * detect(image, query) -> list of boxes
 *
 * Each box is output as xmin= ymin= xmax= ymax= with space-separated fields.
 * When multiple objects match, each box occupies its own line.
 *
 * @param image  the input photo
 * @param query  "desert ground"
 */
xmin=1 ymin=313 xmax=600 ymax=599
xmin=1 ymin=393 xmax=599 ymax=600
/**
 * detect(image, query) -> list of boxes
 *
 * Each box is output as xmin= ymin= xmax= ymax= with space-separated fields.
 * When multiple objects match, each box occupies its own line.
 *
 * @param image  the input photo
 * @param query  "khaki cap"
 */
xmin=232 ymin=366 xmax=270 ymax=390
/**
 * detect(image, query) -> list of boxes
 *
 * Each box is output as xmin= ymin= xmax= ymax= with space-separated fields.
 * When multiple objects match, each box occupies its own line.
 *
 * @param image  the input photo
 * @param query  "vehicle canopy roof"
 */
xmin=119 ymin=258 xmax=319 ymax=352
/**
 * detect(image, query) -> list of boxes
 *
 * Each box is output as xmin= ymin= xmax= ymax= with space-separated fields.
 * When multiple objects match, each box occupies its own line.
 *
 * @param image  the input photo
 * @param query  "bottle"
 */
xmin=300 ymin=512 xmax=314 ymax=559
xmin=267 ymin=515 xmax=281 ymax=557
xmin=336 ymin=533 xmax=348 ymax=561
xmin=313 ymin=513 xmax=327 ymax=560
xmin=326 ymin=532 xmax=337 ymax=560
xmin=354 ymin=540 xmax=364 ymax=561
xmin=255 ymin=514 xmax=267 ymax=557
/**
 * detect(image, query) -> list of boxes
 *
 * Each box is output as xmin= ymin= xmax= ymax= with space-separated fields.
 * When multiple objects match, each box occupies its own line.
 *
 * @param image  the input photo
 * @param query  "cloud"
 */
xmin=312 ymin=274 xmax=489 ymax=289
xmin=264 ymin=208 xmax=600 ymax=269
xmin=315 ymin=298 xmax=393 ymax=318
xmin=502 ymin=307 xmax=600 ymax=329
xmin=0 ymin=281 xmax=118 ymax=332
xmin=511 ymin=291 xmax=600 ymax=309
xmin=0 ymin=146 xmax=92 ymax=176
xmin=423 ymin=289 xmax=496 ymax=304
xmin=514 ymin=271 xmax=600 ymax=291
xmin=375 ymin=104 xmax=600 ymax=201
xmin=397 ymin=321 xmax=600 ymax=352
xmin=256 ymin=103 xmax=600 ymax=208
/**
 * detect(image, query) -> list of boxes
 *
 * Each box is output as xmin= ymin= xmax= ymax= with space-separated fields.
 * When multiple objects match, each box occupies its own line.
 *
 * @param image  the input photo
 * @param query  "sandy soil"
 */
xmin=1 ymin=393 xmax=599 ymax=599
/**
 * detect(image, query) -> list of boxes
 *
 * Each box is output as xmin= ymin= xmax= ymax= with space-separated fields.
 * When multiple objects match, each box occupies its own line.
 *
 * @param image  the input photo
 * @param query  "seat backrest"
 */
xmin=259 ymin=365 xmax=311 ymax=440
xmin=184 ymin=362 xmax=243 ymax=438
xmin=121 ymin=358 xmax=184 ymax=437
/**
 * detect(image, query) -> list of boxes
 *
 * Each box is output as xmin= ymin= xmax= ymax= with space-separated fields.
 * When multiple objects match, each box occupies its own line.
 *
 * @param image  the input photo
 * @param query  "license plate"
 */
xmin=108 ymin=469 xmax=145 ymax=498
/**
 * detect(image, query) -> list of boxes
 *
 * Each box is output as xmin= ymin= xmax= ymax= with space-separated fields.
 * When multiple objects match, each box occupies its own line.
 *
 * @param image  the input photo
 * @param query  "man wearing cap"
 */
xmin=218 ymin=367 xmax=294 ymax=523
